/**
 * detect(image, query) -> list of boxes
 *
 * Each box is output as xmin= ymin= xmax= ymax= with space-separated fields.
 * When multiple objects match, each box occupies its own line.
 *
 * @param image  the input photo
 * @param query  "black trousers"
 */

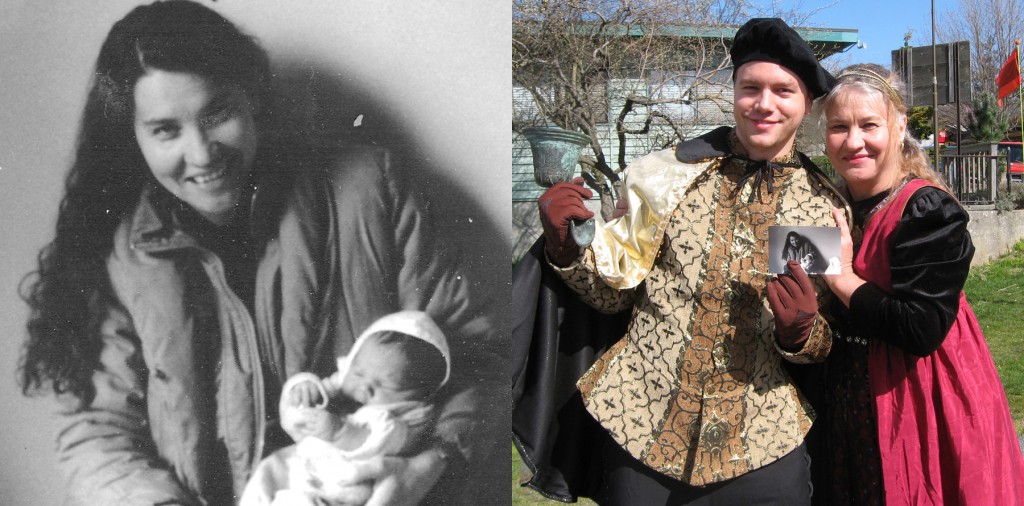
xmin=592 ymin=431 xmax=813 ymax=506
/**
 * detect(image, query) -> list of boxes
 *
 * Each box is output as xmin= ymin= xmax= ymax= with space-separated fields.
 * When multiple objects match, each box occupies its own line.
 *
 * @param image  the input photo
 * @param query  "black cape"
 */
xmin=511 ymin=239 xmax=630 ymax=502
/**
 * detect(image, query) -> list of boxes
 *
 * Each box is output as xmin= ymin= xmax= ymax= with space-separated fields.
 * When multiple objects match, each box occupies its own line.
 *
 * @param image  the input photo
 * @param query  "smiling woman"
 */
xmin=133 ymin=70 xmax=258 ymax=226
xmin=823 ymin=84 xmax=905 ymax=200
xmin=16 ymin=1 xmax=503 ymax=505
xmin=816 ymin=63 xmax=1024 ymax=505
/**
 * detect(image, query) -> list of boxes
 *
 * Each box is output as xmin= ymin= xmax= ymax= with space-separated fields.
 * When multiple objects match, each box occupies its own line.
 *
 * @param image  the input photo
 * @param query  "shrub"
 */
xmin=996 ymin=181 xmax=1024 ymax=211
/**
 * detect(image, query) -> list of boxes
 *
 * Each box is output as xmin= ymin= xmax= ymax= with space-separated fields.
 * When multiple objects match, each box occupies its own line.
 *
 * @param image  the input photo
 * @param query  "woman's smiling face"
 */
xmin=133 ymin=70 xmax=257 ymax=226
xmin=825 ymin=88 xmax=905 ymax=200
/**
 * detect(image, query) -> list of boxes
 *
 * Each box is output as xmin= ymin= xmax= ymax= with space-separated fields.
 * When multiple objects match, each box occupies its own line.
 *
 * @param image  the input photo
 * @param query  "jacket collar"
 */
xmin=675 ymin=126 xmax=804 ymax=204
xmin=128 ymin=185 xmax=201 ymax=253
xmin=674 ymin=126 xmax=733 ymax=163
xmin=128 ymin=181 xmax=277 ymax=253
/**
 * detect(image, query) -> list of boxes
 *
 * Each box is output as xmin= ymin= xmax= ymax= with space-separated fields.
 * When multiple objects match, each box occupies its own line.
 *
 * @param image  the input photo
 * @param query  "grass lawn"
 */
xmin=513 ymin=240 xmax=1024 ymax=504
xmin=513 ymin=444 xmax=596 ymax=506
xmin=964 ymin=239 xmax=1024 ymax=435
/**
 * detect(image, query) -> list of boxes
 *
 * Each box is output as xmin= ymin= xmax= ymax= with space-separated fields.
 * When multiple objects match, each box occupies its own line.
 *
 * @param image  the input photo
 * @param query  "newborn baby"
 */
xmin=241 ymin=311 xmax=450 ymax=506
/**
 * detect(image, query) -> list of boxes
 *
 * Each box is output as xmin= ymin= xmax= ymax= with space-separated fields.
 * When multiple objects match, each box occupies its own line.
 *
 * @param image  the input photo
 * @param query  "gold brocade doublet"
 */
xmin=555 ymin=140 xmax=845 ymax=486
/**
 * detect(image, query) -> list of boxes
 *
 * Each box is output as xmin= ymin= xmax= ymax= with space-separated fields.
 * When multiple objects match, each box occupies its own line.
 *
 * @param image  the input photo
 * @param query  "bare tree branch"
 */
xmin=929 ymin=0 xmax=1024 ymax=128
xmin=514 ymin=0 xmax=826 ymax=208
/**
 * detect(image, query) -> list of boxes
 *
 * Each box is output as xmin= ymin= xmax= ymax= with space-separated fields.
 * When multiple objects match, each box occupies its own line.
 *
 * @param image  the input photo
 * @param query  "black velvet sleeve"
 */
xmin=847 ymin=186 xmax=975 ymax=356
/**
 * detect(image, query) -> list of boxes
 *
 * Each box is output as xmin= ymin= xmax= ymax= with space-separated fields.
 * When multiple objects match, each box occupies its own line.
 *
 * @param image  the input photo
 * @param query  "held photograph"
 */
xmin=768 ymin=225 xmax=841 ymax=275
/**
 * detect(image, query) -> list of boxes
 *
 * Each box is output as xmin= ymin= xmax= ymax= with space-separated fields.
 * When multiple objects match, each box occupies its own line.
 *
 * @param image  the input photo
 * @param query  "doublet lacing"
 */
xmin=729 ymin=155 xmax=802 ymax=203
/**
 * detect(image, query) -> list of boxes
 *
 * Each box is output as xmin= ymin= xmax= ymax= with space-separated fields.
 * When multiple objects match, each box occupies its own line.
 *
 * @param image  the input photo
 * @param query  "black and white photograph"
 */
xmin=0 ymin=1 xmax=510 ymax=504
xmin=768 ymin=225 xmax=841 ymax=275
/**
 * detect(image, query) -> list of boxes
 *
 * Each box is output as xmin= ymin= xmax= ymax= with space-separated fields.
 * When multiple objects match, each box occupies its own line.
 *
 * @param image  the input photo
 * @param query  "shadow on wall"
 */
xmin=273 ymin=62 xmax=510 ymax=500
xmin=275 ymin=61 xmax=510 ymax=307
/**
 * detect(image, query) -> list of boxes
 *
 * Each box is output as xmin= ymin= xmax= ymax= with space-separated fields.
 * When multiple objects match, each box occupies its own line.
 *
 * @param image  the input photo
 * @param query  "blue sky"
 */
xmin=804 ymin=0 xmax=956 ymax=67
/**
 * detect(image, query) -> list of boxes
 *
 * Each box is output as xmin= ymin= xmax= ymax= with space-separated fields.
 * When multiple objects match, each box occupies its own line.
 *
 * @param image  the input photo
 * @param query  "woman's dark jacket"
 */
xmin=55 ymin=147 xmax=502 ymax=505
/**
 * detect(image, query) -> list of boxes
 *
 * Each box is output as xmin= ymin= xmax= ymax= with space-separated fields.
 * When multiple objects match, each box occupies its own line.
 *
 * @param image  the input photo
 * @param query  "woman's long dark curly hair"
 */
xmin=19 ymin=0 xmax=275 ymax=404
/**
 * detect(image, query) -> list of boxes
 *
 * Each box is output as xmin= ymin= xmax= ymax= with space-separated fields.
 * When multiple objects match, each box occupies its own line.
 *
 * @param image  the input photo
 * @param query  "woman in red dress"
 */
xmin=818 ymin=63 xmax=1024 ymax=505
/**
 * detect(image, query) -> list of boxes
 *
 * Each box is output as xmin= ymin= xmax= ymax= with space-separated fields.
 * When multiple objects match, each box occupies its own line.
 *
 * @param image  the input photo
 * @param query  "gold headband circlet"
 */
xmin=838 ymin=69 xmax=904 ymax=108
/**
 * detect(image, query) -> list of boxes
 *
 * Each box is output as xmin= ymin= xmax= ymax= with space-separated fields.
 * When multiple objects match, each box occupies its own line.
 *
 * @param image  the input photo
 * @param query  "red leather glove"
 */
xmin=766 ymin=260 xmax=819 ymax=350
xmin=538 ymin=177 xmax=593 ymax=266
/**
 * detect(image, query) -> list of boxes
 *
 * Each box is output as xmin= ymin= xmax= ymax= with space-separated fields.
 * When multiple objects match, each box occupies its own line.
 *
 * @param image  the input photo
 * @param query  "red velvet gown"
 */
xmin=826 ymin=178 xmax=1024 ymax=505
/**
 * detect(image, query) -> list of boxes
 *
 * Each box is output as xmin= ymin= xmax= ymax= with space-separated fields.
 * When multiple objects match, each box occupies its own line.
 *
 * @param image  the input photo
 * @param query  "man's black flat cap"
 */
xmin=730 ymin=18 xmax=836 ymax=98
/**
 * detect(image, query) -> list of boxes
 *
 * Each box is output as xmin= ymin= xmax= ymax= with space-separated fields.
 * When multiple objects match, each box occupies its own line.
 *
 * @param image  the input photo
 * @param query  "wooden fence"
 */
xmin=941 ymin=153 xmax=1000 ymax=205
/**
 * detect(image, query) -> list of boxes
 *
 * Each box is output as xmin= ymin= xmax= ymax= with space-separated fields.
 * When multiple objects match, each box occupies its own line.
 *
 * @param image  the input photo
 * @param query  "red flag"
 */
xmin=996 ymin=47 xmax=1021 ymax=107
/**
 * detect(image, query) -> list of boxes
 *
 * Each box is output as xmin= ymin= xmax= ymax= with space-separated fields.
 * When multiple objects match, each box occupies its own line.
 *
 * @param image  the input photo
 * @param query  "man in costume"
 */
xmin=514 ymin=18 xmax=849 ymax=504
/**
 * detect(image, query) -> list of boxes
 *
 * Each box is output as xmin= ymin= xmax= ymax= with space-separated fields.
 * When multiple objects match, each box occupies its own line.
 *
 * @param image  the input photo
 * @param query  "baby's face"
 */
xmin=340 ymin=338 xmax=422 ymax=406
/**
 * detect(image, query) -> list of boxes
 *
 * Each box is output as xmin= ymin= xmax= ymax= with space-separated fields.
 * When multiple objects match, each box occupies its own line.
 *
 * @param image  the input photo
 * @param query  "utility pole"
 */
xmin=932 ymin=0 xmax=939 ymax=171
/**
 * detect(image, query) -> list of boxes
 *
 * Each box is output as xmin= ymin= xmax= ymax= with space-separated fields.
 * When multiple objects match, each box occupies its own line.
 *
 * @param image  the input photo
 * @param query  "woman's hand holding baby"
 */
xmin=336 ymin=447 xmax=447 ymax=506
xmin=285 ymin=439 xmax=445 ymax=506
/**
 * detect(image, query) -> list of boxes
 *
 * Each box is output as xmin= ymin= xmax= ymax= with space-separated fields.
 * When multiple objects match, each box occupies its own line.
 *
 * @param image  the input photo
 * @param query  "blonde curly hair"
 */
xmin=816 ymin=63 xmax=948 ymax=195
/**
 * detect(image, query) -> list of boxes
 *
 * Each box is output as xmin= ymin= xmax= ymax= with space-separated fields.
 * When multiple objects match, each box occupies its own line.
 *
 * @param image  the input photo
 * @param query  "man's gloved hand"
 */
xmin=766 ymin=260 xmax=819 ymax=350
xmin=538 ymin=177 xmax=593 ymax=266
